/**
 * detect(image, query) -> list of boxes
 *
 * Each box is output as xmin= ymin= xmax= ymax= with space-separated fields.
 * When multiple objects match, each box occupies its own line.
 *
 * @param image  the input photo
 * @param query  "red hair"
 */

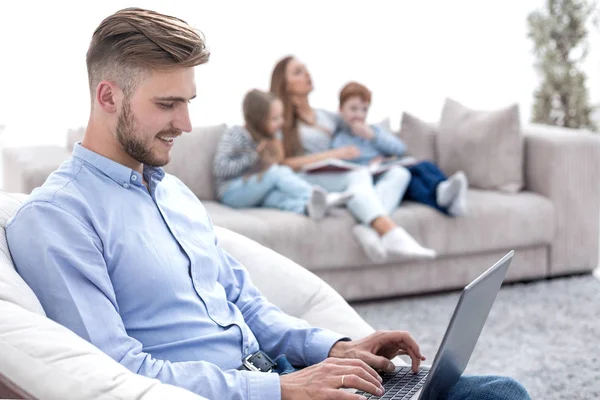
xmin=339 ymin=81 xmax=372 ymax=107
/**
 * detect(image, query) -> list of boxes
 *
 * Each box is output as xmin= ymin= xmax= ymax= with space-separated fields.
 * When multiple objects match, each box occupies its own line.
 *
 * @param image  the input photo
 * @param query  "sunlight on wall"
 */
xmin=0 ymin=0 xmax=598 ymax=148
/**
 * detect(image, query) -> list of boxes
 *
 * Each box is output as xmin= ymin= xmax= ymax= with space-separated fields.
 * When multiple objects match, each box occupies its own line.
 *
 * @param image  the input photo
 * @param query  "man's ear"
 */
xmin=95 ymin=81 xmax=120 ymax=113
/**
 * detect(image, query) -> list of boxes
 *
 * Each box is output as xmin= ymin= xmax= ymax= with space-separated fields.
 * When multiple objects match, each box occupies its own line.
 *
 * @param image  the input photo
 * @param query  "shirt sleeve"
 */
xmin=371 ymin=125 xmax=407 ymax=156
xmin=6 ymin=201 xmax=281 ymax=400
xmin=213 ymin=127 xmax=260 ymax=181
xmin=214 ymin=236 xmax=348 ymax=368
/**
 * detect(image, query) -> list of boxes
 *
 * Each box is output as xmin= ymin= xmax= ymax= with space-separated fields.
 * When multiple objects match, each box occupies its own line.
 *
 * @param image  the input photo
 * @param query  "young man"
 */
xmin=6 ymin=8 xmax=529 ymax=400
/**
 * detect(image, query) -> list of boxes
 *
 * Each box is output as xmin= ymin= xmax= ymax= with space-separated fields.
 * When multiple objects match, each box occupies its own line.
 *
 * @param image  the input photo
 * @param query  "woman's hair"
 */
xmin=86 ymin=7 xmax=210 ymax=102
xmin=270 ymin=55 xmax=304 ymax=157
xmin=339 ymin=81 xmax=372 ymax=107
xmin=242 ymin=89 xmax=278 ymax=142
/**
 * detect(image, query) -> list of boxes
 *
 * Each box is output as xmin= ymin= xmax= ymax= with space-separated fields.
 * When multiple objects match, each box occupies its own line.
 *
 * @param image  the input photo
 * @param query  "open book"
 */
xmin=301 ymin=156 xmax=418 ymax=175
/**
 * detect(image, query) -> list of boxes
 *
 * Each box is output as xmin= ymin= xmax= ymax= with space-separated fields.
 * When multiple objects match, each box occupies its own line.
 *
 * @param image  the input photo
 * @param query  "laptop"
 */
xmin=355 ymin=250 xmax=514 ymax=400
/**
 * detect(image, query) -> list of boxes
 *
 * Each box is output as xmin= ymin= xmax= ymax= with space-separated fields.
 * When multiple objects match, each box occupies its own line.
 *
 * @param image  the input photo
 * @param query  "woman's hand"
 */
xmin=333 ymin=146 xmax=361 ymax=160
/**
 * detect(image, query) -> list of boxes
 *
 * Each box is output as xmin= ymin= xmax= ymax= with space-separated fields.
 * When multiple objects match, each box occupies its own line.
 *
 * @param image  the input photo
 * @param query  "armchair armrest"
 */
xmin=523 ymin=123 xmax=600 ymax=275
xmin=2 ymin=146 xmax=69 ymax=194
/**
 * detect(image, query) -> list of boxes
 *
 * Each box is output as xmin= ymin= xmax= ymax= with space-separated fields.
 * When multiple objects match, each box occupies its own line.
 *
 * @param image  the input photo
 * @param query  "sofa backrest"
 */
xmin=163 ymin=124 xmax=227 ymax=201
xmin=62 ymin=124 xmax=227 ymax=201
xmin=0 ymin=192 xmax=45 ymax=315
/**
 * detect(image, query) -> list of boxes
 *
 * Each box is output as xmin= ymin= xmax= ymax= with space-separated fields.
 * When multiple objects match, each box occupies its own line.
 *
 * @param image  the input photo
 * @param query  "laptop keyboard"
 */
xmin=355 ymin=366 xmax=429 ymax=399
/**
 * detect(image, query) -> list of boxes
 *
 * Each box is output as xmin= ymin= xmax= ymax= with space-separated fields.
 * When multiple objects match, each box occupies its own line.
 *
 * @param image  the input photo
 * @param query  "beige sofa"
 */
xmin=4 ymin=123 xmax=600 ymax=300
xmin=0 ymin=192 xmax=375 ymax=399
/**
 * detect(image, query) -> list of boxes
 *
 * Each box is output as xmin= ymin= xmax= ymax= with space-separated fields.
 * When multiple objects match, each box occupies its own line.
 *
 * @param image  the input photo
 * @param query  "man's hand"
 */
xmin=280 ymin=357 xmax=384 ymax=400
xmin=329 ymin=330 xmax=426 ymax=374
xmin=351 ymin=122 xmax=375 ymax=140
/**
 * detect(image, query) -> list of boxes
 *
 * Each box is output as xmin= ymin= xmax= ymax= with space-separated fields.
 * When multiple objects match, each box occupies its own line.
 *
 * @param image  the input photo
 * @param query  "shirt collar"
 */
xmin=72 ymin=143 xmax=165 ymax=188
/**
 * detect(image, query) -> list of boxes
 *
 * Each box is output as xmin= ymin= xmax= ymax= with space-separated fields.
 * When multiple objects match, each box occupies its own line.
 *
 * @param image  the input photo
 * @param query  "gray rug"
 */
xmin=352 ymin=275 xmax=600 ymax=400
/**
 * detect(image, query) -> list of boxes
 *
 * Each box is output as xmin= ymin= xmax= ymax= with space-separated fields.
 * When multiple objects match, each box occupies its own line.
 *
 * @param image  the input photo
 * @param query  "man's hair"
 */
xmin=339 ymin=81 xmax=372 ymax=107
xmin=86 ymin=7 xmax=210 ymax=101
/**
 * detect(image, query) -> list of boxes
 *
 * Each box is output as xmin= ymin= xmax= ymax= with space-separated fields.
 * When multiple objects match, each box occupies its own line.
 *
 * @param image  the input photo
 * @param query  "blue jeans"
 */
xmin=302 ymin=166 xmax=410 ymax=224
xmin=404 ymin=161 xmax=449 ymax=214
xmin=220 ymin=165 xmax=312 ymax=215
xmin=445 ymin=375 xmax=531 ymax=400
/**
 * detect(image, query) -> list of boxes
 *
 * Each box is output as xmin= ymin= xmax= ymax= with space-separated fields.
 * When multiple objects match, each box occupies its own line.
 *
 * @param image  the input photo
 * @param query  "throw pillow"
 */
xmin=399 ymin=112 xmax=438 ymax=162
xmin=437 ymin=98 xmax=523 ymax=193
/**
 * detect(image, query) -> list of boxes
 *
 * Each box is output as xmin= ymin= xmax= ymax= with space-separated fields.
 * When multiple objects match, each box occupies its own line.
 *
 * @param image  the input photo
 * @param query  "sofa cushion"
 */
xmin=437 ymin=98 xmax=524 ymax=193
xmin=0 ymin=192 xmax=45 ymax=315
xmin=163 ymin=124 xmax=227 ymax=201
xmin=204 ymin=190 xmax=555 ymax=271
xmin=399 ymin=112 xmax=438 ymax=162
xmin=213 ymin=226 xmax=374 ymax=340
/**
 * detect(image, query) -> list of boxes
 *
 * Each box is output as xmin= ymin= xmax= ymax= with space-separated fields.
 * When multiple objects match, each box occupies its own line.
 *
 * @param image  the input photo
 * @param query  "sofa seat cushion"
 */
xmin=204 ymin=189 xmax=555 ymax=271
xmin=393 ymin=189 xmax=555 ymax=258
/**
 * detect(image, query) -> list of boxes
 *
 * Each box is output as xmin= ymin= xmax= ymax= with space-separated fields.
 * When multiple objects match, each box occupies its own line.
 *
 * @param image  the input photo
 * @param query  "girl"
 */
xmin=213 ymin=89 xmax=351 ymax=220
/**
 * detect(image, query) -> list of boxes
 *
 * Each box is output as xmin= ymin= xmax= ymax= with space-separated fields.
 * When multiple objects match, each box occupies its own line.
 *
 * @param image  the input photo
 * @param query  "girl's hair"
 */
xmin=242 ymin=89 xmax=279 ymax=142
xmin=269 ymin=55 xmax=303 ymax=158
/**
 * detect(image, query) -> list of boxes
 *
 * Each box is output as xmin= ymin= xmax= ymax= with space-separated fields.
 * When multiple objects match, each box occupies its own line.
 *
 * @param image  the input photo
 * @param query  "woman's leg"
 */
xmin=445 ymin=376 xmax=531 ymax=400
xmin=303 ymin=168 xmax=435 ymax=261
xmin=373 ymin=166 xmax=411 ymax=215
xmin=303 ymin=168 xmax=387 ymax=225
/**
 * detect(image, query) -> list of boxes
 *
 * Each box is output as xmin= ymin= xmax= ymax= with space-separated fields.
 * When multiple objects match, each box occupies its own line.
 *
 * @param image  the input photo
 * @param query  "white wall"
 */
xmin=0 ymin=0 xmax=598 ymax=148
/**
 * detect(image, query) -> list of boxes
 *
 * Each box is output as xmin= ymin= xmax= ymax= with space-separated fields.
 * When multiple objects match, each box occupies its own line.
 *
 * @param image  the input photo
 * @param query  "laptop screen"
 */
xmin=419 ymin=252 xmax=513 ymax=399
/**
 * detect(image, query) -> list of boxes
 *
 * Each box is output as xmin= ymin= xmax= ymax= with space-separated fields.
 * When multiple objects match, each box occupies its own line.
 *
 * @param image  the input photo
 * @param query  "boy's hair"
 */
xmin=243 ymin=89 xmax=279 ymax=142
xmin=339 ymin=81 xmax=372 ymax=107
xmin=86 ymin=7 xmax=210 ymax=102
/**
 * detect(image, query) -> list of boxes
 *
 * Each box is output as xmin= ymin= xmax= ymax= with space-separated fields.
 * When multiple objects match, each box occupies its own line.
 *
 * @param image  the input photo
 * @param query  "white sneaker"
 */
xmin=352 ymin=224 xmax=387 ymax=263
xmin=326 ymin=191 xmax=354 ymax=208
xmin=306 ymin=187 xmax=328 ymax=220
xmin=381 ymin=227 xmax=436 ymax=259
xmin=436 ymin=172 xmax=463 ymax=207
xmin=448 ymin=171 xmax=468 ymax=217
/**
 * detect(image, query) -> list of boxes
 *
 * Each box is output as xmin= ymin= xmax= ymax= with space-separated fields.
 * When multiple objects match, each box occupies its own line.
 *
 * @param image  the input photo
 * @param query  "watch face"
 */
xmin=248 ymin=352 xmax=273 ymax=371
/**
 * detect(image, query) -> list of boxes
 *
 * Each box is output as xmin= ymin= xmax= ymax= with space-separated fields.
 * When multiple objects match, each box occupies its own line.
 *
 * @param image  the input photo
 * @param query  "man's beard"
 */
xmin=116 ymin=98 xmax=170 ymax=167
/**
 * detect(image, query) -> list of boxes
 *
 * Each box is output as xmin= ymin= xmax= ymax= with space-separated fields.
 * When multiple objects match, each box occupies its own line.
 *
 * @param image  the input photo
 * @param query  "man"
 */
xmin=7 ymin=8 xmax=530 ymax=400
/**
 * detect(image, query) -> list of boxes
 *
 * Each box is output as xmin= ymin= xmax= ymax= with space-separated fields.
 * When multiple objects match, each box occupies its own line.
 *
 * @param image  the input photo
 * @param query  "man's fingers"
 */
xmin=404 ymin=347 xmax=422 ymax=373
xmin=327 ymin=389 xmax=368 ymax=400
xmin=361 ymin=352 xmax=396 ymax=372
xmin=325 ymin=357 xmax=382 ymax=383
xmin=335 ymin=373 xmax=383 ymax=397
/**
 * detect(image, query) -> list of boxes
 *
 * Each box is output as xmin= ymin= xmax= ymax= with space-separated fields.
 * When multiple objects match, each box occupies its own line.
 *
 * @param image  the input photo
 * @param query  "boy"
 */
xmin=331 ymin=82 xmax=468 ymax=216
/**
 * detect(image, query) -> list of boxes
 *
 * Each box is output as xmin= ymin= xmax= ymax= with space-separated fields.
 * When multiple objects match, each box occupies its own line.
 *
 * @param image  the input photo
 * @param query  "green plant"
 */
xmin=528 ymin=0 xmax=598 ymax=131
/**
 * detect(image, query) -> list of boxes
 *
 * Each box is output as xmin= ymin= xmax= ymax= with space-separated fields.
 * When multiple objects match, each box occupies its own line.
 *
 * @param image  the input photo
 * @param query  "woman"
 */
xmin=269 ymin=56 xmax=436 ymax=263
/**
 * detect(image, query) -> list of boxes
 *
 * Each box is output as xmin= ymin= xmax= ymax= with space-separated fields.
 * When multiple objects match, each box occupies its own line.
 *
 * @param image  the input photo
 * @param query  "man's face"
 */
xmin=115 ymin=67 xmax=196 ymax=167
xmin=339 ymin=96 xmax=369 ymax=126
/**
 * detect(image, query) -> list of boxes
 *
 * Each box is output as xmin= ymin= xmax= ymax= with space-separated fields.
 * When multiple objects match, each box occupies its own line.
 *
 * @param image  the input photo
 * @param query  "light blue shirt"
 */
xmin=6 ymin=143 xmax=345 ymax=400
xmin=331 ymin=122 xmax=407 ymax=165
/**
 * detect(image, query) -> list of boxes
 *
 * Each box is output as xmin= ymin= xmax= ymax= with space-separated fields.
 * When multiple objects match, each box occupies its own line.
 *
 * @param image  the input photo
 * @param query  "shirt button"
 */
xmin=131 ymin=174 xmax=138 ymax=181
xmin=244 ymin=347 xmax=249 ymax=355
xmin=123 ymin=183 xmax=130 ymax=189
